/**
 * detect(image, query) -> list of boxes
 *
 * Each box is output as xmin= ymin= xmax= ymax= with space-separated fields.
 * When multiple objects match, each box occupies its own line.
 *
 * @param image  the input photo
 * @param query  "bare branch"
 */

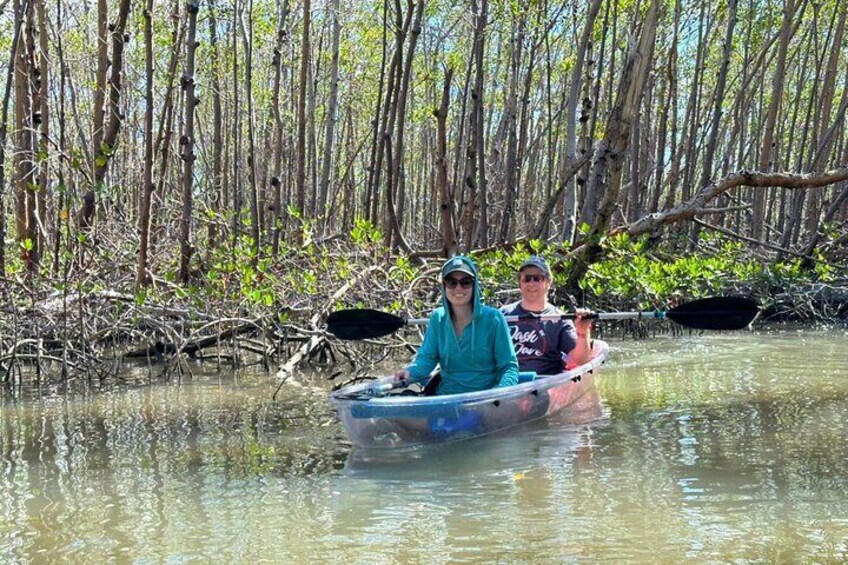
xmin=623 ymin=167 xmax=848 ymax=238
xmin=695 ymin=219 xmax=847 ymax=271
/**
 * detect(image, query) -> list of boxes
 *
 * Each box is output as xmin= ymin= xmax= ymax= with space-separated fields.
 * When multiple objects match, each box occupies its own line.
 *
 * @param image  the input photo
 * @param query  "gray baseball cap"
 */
xmin=519 ymin=255 xmax=551 ymax=278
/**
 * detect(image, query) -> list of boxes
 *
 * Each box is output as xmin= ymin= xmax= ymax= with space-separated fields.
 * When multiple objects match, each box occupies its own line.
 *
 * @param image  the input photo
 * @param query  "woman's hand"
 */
xmin=393 ymin=369 xmax=410 ymax=385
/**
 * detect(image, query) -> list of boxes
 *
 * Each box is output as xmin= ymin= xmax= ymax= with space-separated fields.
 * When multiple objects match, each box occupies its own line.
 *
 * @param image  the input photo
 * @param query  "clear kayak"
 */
xmin=330 ymin=340 xmax=609 ymax=449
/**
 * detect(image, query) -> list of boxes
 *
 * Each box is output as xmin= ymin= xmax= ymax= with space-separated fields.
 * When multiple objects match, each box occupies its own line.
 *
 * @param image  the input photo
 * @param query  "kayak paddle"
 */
xmin=326 ymin=296 xmax=759 ymax=340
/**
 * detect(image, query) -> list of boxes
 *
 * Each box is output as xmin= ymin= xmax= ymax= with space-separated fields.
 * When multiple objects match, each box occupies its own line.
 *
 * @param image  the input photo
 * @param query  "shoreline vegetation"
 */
xmin=2 ymin=231 xmax=846 ymax=395
xmin=2 ymin=1 xmax=848 ymax=394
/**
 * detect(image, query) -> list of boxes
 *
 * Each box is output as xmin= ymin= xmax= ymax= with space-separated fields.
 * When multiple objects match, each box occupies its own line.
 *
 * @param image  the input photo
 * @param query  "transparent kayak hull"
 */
xmin=331 ymin=340 xmax=609 ymax=449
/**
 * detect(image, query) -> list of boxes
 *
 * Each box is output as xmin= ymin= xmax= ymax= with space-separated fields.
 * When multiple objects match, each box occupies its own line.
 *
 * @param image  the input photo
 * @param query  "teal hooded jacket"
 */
xmin=404 ymin=256 xmax=519 ymax=395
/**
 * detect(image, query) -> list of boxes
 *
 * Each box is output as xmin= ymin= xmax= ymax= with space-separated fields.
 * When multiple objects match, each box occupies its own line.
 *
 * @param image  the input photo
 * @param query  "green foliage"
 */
xmin=203 ymin=237 xmax=281 ymax=307
xmin=813 ymin=253 xmax=836 ymax=282
xmin=582 ymin=236 xmax=731 ymax=305
xmin=559 ymin=54 xmax=577 ymax=75
xmin=575 ymin=232 xmax=839 ymax=308
xmin=287 ymin=205 xmax=302 ymax=220
xmin=350 ymin=218 xmax=383 ymax=248
xmin=392 ymin=256 xmax=417 ymax=283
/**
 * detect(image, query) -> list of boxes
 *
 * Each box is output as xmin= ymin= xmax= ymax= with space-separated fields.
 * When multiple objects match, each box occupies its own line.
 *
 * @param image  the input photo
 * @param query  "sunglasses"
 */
xmin=444 ymin=277 xmax=474 ymax=289
xmin=522 ymin=274 xmax=547 ymax=283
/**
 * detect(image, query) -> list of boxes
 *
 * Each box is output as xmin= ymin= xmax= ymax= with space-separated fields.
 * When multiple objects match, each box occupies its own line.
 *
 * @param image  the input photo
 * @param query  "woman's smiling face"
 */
xmin=443 ymin=272 xmax=474 ymax=307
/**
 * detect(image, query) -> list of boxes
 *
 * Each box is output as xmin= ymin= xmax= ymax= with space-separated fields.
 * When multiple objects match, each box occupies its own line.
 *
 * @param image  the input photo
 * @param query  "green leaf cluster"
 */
xmin=350 ymin=218 xmax=384 ymax=248
xmin=579 ymin=233 xmax=838 ymax=308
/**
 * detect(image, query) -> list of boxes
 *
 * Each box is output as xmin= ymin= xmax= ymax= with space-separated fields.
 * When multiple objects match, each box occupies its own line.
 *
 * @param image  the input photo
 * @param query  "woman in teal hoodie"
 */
xmin=394 ymin=256 xmax=519 ymax=395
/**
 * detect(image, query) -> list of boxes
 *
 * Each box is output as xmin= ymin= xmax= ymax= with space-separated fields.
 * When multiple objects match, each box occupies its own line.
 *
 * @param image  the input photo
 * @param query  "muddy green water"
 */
xmin=1 ymin=328 xmax=847 ymax=563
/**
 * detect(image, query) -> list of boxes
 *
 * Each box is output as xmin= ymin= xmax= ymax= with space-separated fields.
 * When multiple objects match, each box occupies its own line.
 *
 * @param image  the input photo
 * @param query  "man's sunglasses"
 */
xmin=444 ymin=277 xmax=474 ymax=289
xmin=522 ymin=274 xmax=547 ymax=283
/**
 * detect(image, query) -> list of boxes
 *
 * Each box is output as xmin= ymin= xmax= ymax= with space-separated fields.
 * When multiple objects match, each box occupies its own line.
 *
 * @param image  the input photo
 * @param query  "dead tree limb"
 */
xmin=274 ymin=264 xmax=383 ymax=390
xmin=620 ymin=166 xmax=848 ymax=238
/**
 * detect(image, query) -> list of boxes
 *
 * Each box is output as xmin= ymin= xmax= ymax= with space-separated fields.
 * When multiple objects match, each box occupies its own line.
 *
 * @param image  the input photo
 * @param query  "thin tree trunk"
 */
xmin=341 ymin=112 xmax=356 ymax=232
xmin=626 ymin=99 xmax=643 ymax=223
xmin=781 ymin=22 xmax=819 ymax=249
xmin=152 ymin=2 xmax=185 ymax=237
xmin=13 ymin=0 xmax=36 ymax=270
xmin=51 ymin=0 xmax=67 ymax=277
xmin=378 ymin=0 xmax=412 ymax=246
xmin=388 ymin=0 xmax=424 ymax=252
xmin=650 ymin=8 xmax=677 ymax=216
xmin=35 ymin=0 xmax=49 ymax=263
xmin=434 ymin=67 xmax=456 ymax=257
xmin=270 ymin=0 xmax=290 ymax=254
xmin=690 ymin=0 xmax=738 ymax=247
xmin=207 ymin=0 xmax=224 ymax=253
xmin=498 ymin=5 xmax=525 ymax=244
xmin=663 ymin=2 xmax=706 ymax=217
xmin=240 ymin=0 xmax=259 ymax=260
xmin=82 ymin=0 xmax=131 ymax=229
xmin=98 ymin=2 xmax=130 ymax=186
xmin=307 ymin=34 xmax=319 ymax=218
xmin=460 ymin=35 xmax=478 ymax=248
xmin=137 ymin=0 xmax=154 ymax=287
xmin=799 ymin=65 xmax=848 ymax=265
xmin=231 ymin=0 xmax=241 ymax=252
xmin=579 ymin=0 xmax=611 ymax=221
xmin=318 ymin=0 xmax=341 ymax=232
xmin=0 ymin=0 xmax=28 ymax=274
xmin=91 ymin=0 xmax=107 ymax=177
xmin=366 ymin=0 xmax=388 ymax=225
xmin=515 ymin=33 xmax=536 ymax=233
xmin=680 ymin=4 xmax=710 ymax=209
xmin=560 ymin=0 xmax=603 ymax=243
xmin=796 ymin=1 xmax=847 ymax=255
xmin=295 ymin=0 xmax=311 ymax=221
xmin=472 ymin=0 xmax=489 ymax=248
xmin=178 ymin=0 xmax=200 ymax=283
xmin=451 ymin=49 xmax=473 ymax=227
xmin=752 ymin=0 xmax=801 ymax=239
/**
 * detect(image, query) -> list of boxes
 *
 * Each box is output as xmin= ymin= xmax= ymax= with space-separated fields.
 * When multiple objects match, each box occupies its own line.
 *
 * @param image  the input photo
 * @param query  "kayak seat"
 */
xmin=517 ymin=371 xmax=537 ymax=383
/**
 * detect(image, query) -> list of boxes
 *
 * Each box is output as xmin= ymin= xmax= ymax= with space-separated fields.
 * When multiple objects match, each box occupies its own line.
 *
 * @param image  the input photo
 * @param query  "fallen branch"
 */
xmin=123 ymin=320 xmax=259 ymax=359
xmin=621 ymin=166 xmax=848 ymax=238
xmin=273 ymin=264 xmax=383 ymax=396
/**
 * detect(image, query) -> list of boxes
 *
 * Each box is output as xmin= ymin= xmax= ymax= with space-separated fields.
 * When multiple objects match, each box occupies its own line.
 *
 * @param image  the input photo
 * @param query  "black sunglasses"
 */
xmin=444 ymin=277 xmax=474 ymax=289
xmin=522 ymin=274 xmax=546 ymax=283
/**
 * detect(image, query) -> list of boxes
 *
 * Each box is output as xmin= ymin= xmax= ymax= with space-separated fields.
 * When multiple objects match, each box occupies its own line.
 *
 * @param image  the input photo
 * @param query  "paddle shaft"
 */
xmin=326 ymin=297 xmax=758 ymax=339
xmin=401 ymin=311 xmax=665 ymax=326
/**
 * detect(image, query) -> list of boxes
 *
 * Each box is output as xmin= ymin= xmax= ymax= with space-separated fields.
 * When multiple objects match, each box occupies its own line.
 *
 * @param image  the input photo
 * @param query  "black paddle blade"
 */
xmin=666 ymin=296 xmax=759 ymax=330
xmin=326 ymin=309 xmax=407 ymax=340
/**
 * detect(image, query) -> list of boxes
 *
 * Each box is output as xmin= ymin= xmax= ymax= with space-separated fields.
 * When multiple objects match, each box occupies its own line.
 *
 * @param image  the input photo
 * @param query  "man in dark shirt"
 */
xmin=500 ymin=256 xmax=593 ymax=375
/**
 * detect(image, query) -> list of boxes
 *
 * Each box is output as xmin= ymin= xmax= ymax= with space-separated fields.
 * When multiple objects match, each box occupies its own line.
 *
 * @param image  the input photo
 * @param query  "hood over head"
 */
xmin=440 ymin=255 xmax=483 ymax=323
xmin=441 ymin=256 xmax=476 ymax=280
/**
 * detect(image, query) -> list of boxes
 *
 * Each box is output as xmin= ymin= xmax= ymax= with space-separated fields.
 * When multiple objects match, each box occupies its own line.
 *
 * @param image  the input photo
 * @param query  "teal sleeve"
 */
xmin=405 ymin=312 xmax=439 ymax=382
xmin=493 ymin=311 xmax=519 ymax=388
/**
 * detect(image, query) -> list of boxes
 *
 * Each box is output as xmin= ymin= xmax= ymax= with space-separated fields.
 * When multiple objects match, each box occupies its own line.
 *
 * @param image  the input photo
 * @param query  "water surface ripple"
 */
xmin=1 ymin=329 xmax=846 ymax=563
